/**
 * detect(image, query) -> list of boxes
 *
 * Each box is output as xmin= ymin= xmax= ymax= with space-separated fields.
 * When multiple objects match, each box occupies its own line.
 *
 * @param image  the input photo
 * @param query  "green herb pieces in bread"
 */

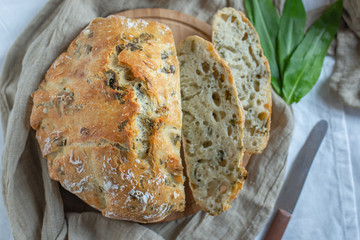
xmin=212 ymin=7 xmax=272 ymax=154
xmin=178 ymin=36 xmax=247 ymax=215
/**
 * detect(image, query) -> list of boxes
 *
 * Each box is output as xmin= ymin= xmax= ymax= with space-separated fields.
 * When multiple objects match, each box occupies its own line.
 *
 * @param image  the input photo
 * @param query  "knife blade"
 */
xmin=264 ymin=120 xmax=328 ymax=240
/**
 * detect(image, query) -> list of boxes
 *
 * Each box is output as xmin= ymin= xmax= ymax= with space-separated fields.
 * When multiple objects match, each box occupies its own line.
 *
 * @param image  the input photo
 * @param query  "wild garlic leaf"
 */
xmin=282 ymin=0 xmax=342 ymax=104
xmin=277 ymin=0 xmax=306 ymax=79
xmin=245 ymin=0 xmax=281 ymax=95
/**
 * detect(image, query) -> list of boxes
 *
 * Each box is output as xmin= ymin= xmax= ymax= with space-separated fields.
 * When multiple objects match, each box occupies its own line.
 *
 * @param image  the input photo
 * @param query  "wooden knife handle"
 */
xmin=264 ymin=209 xmax=292 ymax=240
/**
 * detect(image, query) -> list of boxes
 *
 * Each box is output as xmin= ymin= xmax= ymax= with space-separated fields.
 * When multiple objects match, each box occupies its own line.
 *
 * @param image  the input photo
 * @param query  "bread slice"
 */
xmin=178 ymin=36 xmax=247 ymax=215
xmin=212 ymin=8 xmax=272 ymax=154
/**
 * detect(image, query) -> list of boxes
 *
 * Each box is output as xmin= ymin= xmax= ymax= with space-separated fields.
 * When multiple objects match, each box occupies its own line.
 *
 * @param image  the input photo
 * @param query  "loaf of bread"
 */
xmin=178 ymin=36 xmax=247 ymax=215
xmin=30 ymin=15 xmax=185 ymax=223
xmin=212 ymin=8 xmax=272 ymax=154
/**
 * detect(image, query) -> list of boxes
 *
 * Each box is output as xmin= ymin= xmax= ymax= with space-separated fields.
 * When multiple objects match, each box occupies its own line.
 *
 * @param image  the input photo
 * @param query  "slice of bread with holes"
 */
xmin=178 ymin=36 xmax=247 ymax=215
xmin=212 ymin=8 xmax=272 ymax=154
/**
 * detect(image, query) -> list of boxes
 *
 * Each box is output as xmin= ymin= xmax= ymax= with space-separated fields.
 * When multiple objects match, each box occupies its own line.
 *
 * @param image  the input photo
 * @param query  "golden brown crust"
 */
xmin=30 ymin=15 xmax=184 ymax=223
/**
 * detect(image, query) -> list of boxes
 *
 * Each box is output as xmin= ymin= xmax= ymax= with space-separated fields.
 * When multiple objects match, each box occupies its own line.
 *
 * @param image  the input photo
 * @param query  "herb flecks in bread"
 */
xmin=212 ymin=8 xmax=272 ymax=154
xmin=178 ymin=36 xmax=247 ymax=215
xmin=30 ymin=15 xmax=184 ymax=223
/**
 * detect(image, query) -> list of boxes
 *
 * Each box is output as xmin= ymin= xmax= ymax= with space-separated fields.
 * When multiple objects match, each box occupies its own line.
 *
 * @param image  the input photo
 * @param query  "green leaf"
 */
xmin=282 ymin=0 xmax=343 ymax=104
xmin=277 ymin=0 xmax=306 ymax=78
xmin=245 ymin=0 xmax=281 ymax=95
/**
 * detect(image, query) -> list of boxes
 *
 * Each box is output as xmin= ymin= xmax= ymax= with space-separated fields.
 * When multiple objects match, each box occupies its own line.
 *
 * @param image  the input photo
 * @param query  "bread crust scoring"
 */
xmin=30 ymin=15 xmax=184 ymax=223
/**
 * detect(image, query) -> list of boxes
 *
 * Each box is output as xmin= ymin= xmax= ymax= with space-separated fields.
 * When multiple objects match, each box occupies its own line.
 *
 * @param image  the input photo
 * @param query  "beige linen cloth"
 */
xmin=0 ymin=0 xmax=294 ymax=239
xmin=329 ymin=0 xmax=360 ymax=108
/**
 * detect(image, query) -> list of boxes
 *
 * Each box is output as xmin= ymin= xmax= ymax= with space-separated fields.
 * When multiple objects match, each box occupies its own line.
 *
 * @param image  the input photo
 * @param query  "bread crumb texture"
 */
xmin=178 ymin=36 xmax=247 ymax=215
xmin=30 ymin=15 xmax=185 ymax=223
xmin=213 ymin=8 xmax=272 ymax=154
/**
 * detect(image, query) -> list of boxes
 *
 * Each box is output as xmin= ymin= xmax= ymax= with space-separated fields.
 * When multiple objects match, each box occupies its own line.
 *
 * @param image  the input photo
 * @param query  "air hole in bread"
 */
xmin=212 ymin=92 xmax=221 ymax=106
xmin=217 ymin=81 xmax=223 ymax=89
xmin=183 ymin=112 xmax=195 ymax=123
xmin=212 ymin=66 xmax=220 ymax=79
xmin=254 ymin=80 xmax=260 ymax=92
xmin=242 ymin=32 xmax=248 ymax=41
xmin=219 ymin=159 xmax=227 ymax=167
xmin=202 ymin=141 xmax=213 ymax=148
xmin=249 ymin=46 xmax=259 ymax=67
xmin=219 ymin=111 xmax=226 ymax=119
xmin=221 ymin=14 xmax=229 ymax=21
xmin=242 ymin=84 xmax=246 ymax=91
xmin=207 ymin=126 xmax=213 ymax=136
xmin=202 ymin=62 xmax=210 ymax=73
xmin=242 ymin=56 xmax=251 ymax=68
xmin=213 ymin=111 xmax=220 ymax=122
xmin=217 ymin=150 xmax=225 ymax=163
xmin=196 ymin=121 xmax=200 ymax=126
xmin=196 ymin=69 xmax=202 ymax=75
xmin=225 ymin=90 xmax=231 ymax=101
xmin=250 ymin=93 xmax=255 ymax=100
xmin=203 ymin=120 xmax=209 ymax=126
xmin=258 ymin=112 xmax=268 ymax=121
xmin=220 ymin=74 xmax=225 ymax=82
xmin=227 ymin=125 xmax=232 ymax=136
xmin=257 ymin=99 xmax=261 ymax=105
xmin=249 ymin=127 xmax=255 ymax=136
xmin=231 ymin=16 xmax=236 ymax=23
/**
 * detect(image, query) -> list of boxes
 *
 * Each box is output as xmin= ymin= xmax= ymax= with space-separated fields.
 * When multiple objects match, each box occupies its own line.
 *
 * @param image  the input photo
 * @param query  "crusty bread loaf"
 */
xmin=30 ymin=15 xmax=185 ymax=223
xmin=178 ymin=36 xmax=247 ymax=215
xmin=212 ymin=8 xmax=272 ymax=154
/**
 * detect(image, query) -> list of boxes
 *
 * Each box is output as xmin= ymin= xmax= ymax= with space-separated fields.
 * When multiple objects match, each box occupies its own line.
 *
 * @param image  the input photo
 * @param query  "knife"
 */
xmin=264 ymin=120 xmax=328 ymax=240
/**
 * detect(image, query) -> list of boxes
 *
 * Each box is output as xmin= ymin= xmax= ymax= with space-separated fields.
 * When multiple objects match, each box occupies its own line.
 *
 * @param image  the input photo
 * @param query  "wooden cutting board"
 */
xmin=120 ymin=8 xmax=212 ymax=47
xmin=120 ymin=8 xmax=251 ymax=222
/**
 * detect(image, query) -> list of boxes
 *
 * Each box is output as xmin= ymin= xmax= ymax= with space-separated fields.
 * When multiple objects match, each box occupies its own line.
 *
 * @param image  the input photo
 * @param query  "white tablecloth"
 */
xmin=1 ymin=1 xmax=359 ymax=239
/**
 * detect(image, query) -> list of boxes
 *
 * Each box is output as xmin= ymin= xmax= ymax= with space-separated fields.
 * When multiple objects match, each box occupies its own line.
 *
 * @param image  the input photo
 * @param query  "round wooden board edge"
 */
xmin=118 ymin=8 xmax=212 ymax=43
